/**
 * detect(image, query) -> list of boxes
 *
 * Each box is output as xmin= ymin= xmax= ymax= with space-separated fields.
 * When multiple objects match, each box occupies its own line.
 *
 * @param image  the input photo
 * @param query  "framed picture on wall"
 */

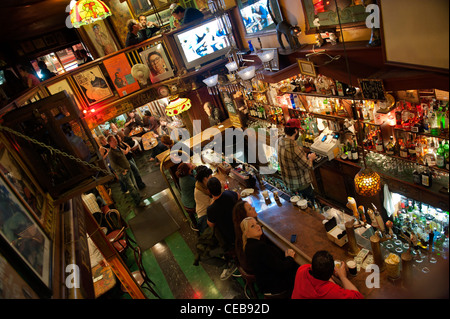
xmin=297 ymin=59 xmax=316 ymax=77
xmin=140 ymin=43 xmax=174 ymax=83
xmin=127 ymin=0 xmax=170 ymax=16
xmin=0 ymin=143 xmax=47 ymax=231
xmin=0 ymin=171 xmax=52 ymax=292
xmin=103 ymin=53 xmax=141 ymax=97
xmin=46 ymin=78 xmax=83 ymax=110
xmin=235 ymin=0 xmax=283 ymax=37
xmin=81 ymin=19 xmax=119 ymax=58
xmin=300 ymin=0 xmax=369 ymax=34
xmin=146 ymin=7 xmax=172 ymax=27
xmin=72 ymin=65 xmax=114 ymax=106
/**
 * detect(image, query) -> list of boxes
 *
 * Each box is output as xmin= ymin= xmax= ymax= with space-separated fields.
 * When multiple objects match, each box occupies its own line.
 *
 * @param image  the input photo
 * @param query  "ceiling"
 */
xmin=0 ymin=0 xmax=70 ymax=42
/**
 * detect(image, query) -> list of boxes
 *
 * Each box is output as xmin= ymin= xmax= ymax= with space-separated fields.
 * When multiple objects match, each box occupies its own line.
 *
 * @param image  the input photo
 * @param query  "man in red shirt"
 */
xmin=291 ymin=250 xmax=364 ymax=299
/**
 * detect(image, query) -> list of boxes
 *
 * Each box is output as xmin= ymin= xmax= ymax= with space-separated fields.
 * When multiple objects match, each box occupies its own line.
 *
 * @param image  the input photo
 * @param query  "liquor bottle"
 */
xmin=413 ymin=164 xmax=422 ymax=185
xmin=407 ymin=135 xmax=417 ymax=161
xmin=399 ymin=139 xmax=409 ymax=158
xmin=444 ymin=140 xmax=449 ymax=169
xmin=351 ymin=139 xmax=359 ymax=162
xmin=421 ymin=163 xmax=433 ymax=188
xmin=375 ymin=131 xmax=384 ymax=152
xmin=424 ymin=139 xmax=437 ymax=166
xmin=436 ymin=140 xmax=445 ymax=168
xmin=395 ymin=104 xmax=403 ymax=127
xmin=385 ymin=136 xmax=396 ymax=156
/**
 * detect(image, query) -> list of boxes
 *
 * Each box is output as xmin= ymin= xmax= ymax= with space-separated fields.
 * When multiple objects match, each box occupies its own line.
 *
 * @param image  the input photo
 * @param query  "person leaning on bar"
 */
xmin=291 ymin=250 xmax=364 ymax=299
xmin=277 ymin=118 xmax=317 ymax=203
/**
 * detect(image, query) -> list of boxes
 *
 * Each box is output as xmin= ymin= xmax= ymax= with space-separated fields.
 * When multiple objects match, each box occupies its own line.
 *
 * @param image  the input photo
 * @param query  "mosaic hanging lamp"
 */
xmin=165 ymin=96 xmax=191 ymax=117
xmin=354 ymin=167 xmax=382 ymax=197
xmin=70 ymin=0 xmax=112 ymax=28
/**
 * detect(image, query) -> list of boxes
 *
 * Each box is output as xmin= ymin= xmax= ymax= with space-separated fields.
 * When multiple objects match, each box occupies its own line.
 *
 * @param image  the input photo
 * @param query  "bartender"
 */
xmin=277 ymin=119 xmax=317 ymax=203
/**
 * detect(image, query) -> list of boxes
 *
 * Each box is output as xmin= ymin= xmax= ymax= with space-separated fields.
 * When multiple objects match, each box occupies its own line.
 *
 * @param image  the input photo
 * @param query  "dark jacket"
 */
xmin=107 ymin=146 xmax=130 ymax=175
xmin=182 ymin=8 xmax=204 ymax=25
xmin=245 ymin=237 xmax=298 ymax=294
xmin=125 ymin=32 xmax=143 ymax=47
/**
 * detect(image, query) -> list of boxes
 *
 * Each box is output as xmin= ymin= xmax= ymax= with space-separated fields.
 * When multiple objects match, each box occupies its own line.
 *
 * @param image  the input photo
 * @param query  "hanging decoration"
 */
xmin=70 ymin=0 xmax=112 ymax=28
xmin=354 ymin=167 xmax=382 ymax=197
xmin=165 ymin=96 xmax=191 ymax=117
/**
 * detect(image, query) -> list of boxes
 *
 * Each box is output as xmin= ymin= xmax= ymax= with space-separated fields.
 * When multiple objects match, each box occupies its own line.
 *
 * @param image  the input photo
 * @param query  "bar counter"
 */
xmin=215 ymin=171 xmax=449 ymax=299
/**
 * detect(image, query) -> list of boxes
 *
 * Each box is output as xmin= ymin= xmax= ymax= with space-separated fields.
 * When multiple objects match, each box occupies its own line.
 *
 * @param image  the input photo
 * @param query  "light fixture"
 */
xmin=354 ymin=167 xmax=382 ymax=197
xmin=237 ymin=66 xmax=255 ymax=81
xmin=165 ymin=96 xmax=191 ymax=117
xmin=225 ymin=61 xmax=238 ymax=73
xmin=70 ymin=0 xmax=112 ymax=28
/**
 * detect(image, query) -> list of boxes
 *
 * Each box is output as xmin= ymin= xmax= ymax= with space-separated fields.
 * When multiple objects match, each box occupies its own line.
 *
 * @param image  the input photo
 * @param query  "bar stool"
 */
xmin=238 ymin=266 xmax=259 ymax=299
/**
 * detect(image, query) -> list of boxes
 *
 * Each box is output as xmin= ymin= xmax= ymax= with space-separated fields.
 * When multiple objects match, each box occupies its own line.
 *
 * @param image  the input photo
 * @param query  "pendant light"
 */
xmin=165 ymin=96 xmax=192 ymax=117
xmin=70 ymin=0 xmax=112 ymax=28
xmin=354 ymin=167 xmax=382 ymax=197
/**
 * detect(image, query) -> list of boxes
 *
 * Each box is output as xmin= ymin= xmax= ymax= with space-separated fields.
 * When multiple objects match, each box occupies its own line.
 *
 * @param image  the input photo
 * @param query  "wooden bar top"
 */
xmin=219 ymin=171 xmax=449 ymax=299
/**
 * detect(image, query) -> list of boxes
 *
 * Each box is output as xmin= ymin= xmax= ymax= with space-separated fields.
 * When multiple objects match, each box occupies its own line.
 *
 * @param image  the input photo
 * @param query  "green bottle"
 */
xmin=436 ymin=141 xmax=445 ymax=168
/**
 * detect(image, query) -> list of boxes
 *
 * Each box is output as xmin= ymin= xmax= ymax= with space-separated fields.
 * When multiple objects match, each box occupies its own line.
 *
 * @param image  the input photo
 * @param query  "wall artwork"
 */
xmin=83 ymin=19 xmax=119 ymax=57
xmin=73 ymin=65 xmax=114 ymax=106
xmin=46 ymin=78 xmax=83 ymax=110
xmin=301 ymin=0 xmax=370 ymax=34
xmin=128 ymin=0 xmax=170 ymax=16
xmin=103 ymin=53 xmax=141 ymax=97
xmin=140 ymin=43 xmax=174 ymax=83
xmin=0 ymin=171 xmax=52 ymax=291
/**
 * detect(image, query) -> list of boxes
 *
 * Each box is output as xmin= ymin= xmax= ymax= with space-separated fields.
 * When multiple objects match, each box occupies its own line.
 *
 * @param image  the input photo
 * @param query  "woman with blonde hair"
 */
xmin=240 ymin=217 xmax=298 ymax=297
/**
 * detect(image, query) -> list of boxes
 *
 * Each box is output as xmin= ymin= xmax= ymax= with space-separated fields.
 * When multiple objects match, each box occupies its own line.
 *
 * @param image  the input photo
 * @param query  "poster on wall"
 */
xmin=73 ymin=65 xmax=114 ymax=106
xmin=0 ymin=144 xmax=45 ymax=225
xmin=0 ymin=171 xmax=52 ymax=291
xmin=46 ymin=78 xmax=83 ymax=110
xmin=139 ymin=43 xmax=174 ymax=83
xmin=103 ymin=53 xmax=141 ymax=97
xmin=82 ymin=19 xmax=118 ymax=57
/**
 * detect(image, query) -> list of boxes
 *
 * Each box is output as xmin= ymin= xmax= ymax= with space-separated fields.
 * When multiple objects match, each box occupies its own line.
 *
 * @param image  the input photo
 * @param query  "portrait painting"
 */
xmin=103 ymin=53 xmax=141 ymax=97
xmin=140 ymin=43 xmax=174 ymax=83
xmin=0 ymin=171 xmax=52 ymax=289
xmin=73 ymin=65 xmax=114 ymax=106
xmin=0 ymin=143 xmax=45 ymax=226
xmin=128 ymin=0 xmax=170 ymax=16
xmin=46 ymin=78 xmax=83 ymax=110
xmin=82 ymin=19 xmax=118 ymax=57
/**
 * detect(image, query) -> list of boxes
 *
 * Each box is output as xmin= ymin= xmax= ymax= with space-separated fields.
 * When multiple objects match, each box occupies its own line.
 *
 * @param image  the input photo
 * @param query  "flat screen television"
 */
xmin=237 ymin=0 xmax=281 ymax=36
xmin=173 ymin=17 xmax=233 ymax=70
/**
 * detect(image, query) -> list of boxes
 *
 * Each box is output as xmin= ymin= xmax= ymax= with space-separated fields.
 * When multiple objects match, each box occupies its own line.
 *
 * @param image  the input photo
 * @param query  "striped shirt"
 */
xmin=277 ymin=136 xmax=313 ymax=192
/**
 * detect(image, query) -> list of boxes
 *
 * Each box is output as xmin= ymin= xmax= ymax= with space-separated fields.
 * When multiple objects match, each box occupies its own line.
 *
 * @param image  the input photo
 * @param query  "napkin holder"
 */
xmin=324 ymin=217 xmax=348 ymax=247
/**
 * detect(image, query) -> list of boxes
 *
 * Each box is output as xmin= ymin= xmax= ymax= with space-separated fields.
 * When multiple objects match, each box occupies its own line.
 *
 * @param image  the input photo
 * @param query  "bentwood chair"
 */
xmin=121 ymin=240 xmax=161 ymax=299
xmin=238 ymin=266 xmax=259 ymax=299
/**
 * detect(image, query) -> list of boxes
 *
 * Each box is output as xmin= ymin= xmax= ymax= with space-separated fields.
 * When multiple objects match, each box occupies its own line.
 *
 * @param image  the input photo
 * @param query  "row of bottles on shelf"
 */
xmin=362 ymin=126 xmax=449 ymax=170
xmin=358 ymin=98 xmax=449 ymax=136
xmin=277 ymin=74 xmax=352 ymax=97
xmin=394 ymin=99 xmax=448 ymax=136
xmin=246 ymin=100 xmax=285 ymax=125
xmin=393 ymin=197 xmax=449 ymax=252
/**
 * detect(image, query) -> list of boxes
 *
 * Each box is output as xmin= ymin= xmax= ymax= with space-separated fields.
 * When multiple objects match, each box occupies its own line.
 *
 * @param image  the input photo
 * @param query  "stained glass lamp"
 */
xmin=70 ymin=0 xmax=112 ymax=28
xmin=165 ymin=96 xmax=191 ymax=117
xmin=354 ymin=167 xmax=382 ymax=197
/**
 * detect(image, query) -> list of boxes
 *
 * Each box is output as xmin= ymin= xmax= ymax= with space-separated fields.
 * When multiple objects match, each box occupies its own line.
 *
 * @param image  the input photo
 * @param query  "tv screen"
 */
xmin=239 ymin=0 xmax=275 ymax=35
xmin=174 ymin=18 xmax=232 ymax=70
